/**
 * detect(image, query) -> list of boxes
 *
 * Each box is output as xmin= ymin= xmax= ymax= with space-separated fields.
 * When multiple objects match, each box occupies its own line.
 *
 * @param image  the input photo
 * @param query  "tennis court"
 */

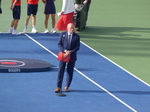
xmin=0 ymin=33 xmax=149 ymax=112
xmin=0 ymin=0 xmax=150 ymax=112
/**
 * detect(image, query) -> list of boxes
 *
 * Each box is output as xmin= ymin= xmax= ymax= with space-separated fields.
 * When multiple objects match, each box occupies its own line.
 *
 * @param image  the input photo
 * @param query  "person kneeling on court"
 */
xmin=54 ymin=23 xmax=80 ymax=93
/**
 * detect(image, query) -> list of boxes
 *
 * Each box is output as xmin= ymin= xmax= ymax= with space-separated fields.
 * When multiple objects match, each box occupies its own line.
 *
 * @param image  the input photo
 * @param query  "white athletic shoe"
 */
xmin=51 ymin=28 xmax=56 ymax=33
xmin=45 ymin=29 xmax=49 ymax=33
xmin=12 ymin=30 xmax=21 ymax=35
xmin=23 ymin=28 xmax=27 ymax=33
xmin=0 ymin=31 xmax=2 ymax=34
xmin=8 ymin=29 xmax=13 ymax=33
xmin=32 ymin=28 xmax=38 ymax=33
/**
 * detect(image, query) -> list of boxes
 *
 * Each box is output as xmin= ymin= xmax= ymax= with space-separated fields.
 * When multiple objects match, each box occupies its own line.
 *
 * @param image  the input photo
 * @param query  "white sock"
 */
xmin=24 ymin=26 xmax=28 ymax=29
xmin=13 ymin=29 xmax=16 ymax=32
xmin=32 ymin=26 xmax=36 ymax=29
xmin=10 ymin=27 xmax=13 ymax=30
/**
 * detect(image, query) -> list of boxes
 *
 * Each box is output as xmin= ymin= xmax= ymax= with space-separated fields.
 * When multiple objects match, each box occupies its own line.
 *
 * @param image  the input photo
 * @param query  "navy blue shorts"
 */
xmin=13 ymin=6 xmax=21 ymax=19
xmin=27 ymin=4 xmax=38 ymax=16
xmin=44 ymin=0 xmax=56 ymax=14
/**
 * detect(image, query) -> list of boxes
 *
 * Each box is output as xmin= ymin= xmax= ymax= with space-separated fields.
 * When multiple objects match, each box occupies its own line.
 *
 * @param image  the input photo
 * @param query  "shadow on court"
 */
xmin=71 ymin=90 xmax=150 ymax=95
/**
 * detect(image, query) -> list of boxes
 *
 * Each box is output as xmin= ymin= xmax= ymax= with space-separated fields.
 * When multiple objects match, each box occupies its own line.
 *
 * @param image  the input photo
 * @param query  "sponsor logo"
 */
xmin=0 ymin=60 xmax=25 ymax=67
xmin=8 ymin=68 xmax=21 ymax=73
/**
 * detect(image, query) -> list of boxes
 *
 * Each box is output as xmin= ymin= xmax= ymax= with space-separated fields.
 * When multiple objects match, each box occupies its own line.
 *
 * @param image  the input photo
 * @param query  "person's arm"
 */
xmin=61 ymin=0 xmax=67 ymax=14
xmin=83 ymin=0 xmax=88 ymax=5
xmin=70 ymin=34 xmax=80 ymax=54
xmin=58 ymin=33 xmax=66 ymax=52
xmin=10 ymin=0 xmax=17 ymax=10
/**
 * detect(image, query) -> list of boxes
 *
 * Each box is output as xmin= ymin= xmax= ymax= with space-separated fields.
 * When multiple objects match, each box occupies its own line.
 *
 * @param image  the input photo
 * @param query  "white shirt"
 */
xmin=62 ymin=0 xmax=75 ymax=14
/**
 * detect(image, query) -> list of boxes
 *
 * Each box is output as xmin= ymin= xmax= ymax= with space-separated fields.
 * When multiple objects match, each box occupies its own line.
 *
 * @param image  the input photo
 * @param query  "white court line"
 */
xmin=81 ymin=41 xmax=150 ymax=87
xmin=25 ymin=33 xmax=137 ymax=112
xmin=24 ymin=34 xmax=57 ymax=57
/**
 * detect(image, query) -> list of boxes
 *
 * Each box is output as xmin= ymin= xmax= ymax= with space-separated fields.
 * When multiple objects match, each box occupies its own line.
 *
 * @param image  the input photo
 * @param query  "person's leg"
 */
xmin=9 ymin=7 xmax=16 ymax=33
xmin=66 ymin=61 xmax=75 ymax=88
xmin=51 ymin=14 xmax=55 ymax=29
xmin=24 ymin=4 xmax=31 ymax=33
xmin=31 ymin=15 xmax=38 ymax=33
xmin=25 ymin=15 xmax=30 ymax=27
xmin=44 ymin=14 xmax=49 ymax=33
xmin=11 ymin=20 xmax=15 ymax=27
xmin=45 ymin=14 xmax=49 ymax=29
xmin=32 ymin=15 xmax=36 ymax=26
xmin=25 ymin=4 xmax=31 ymax=27
xmin=23 ymin=15 xmax=30 ymax=33
xmin=86 ymin=0 xmax=91 ymax=13
xmin=13 ymin=19 xmax=19 ymax=30
xmin=54 ymin=61 xmax=66 ymax=93
xmin=51 ymin=14 xmax=56 ymax=33
xmin=12 ymin=19 xmax=21 ymax=35
xmin=13 ymin=6 xmax=21 ymax=32
xmin=31 ymin=4 xmax=38 ymax=33
xmin=57 ymin=61 xmax=66 ymax=88
xmin=8 ymin=20 xmax=15 ymax=33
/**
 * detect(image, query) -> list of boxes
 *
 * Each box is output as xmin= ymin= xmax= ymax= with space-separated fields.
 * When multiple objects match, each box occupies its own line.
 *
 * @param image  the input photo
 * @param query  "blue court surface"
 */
xmin=0 ymin=33 xmax=150 ymax=112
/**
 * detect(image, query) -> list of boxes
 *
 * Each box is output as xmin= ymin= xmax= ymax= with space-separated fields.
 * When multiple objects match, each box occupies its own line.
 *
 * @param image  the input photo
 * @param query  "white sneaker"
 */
xmin=8 ymin=29 xmax=13 ymax=33
xmin=45 ymin=29 xmax=49 ymax=33
xmin=12 ymin=30 xmax=21 ymax=35
xmin=51 ymin=28 xmax=56 ymax=33
xmin=0 ymin=31 xmax=2 ymax=34
xmin=32 ymin=28 xmax=38 ymax=33
xmin=23 ymin=28 xmax=27 ymax=33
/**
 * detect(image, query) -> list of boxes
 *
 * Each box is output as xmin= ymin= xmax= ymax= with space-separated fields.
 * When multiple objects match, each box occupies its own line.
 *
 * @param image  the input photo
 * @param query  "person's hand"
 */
xmin=61 ymin=11 xmax=64 ymax=14
xmin=42 ymin=0 xmax=46 ymax=3
xmin=10 ymin=6 xmax=13 ymax=10
xmin=64 ymin=50 xmax=71 ymax=57
xmin=83 ymin=0 xmax=88 ymax=5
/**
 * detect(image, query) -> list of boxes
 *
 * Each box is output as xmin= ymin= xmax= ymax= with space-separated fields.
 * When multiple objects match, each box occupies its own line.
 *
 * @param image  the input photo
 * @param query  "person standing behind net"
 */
xmin=23 ymin=0 xmax=39 ymax=33
xmin=56 ymin=0 xmax=75 ymax=31
xmin=0 ymin=0 xmax=2 ymax=34
xmin=42 ymin=0 xmax=56 ymax=33
xmin=8 ymin=0 xmax=21 ymax=35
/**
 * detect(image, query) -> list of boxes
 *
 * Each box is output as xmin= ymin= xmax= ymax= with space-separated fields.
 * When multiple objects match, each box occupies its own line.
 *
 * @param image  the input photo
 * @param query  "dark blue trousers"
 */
xmin=57 ymin=61 xmax=75 ymax=88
